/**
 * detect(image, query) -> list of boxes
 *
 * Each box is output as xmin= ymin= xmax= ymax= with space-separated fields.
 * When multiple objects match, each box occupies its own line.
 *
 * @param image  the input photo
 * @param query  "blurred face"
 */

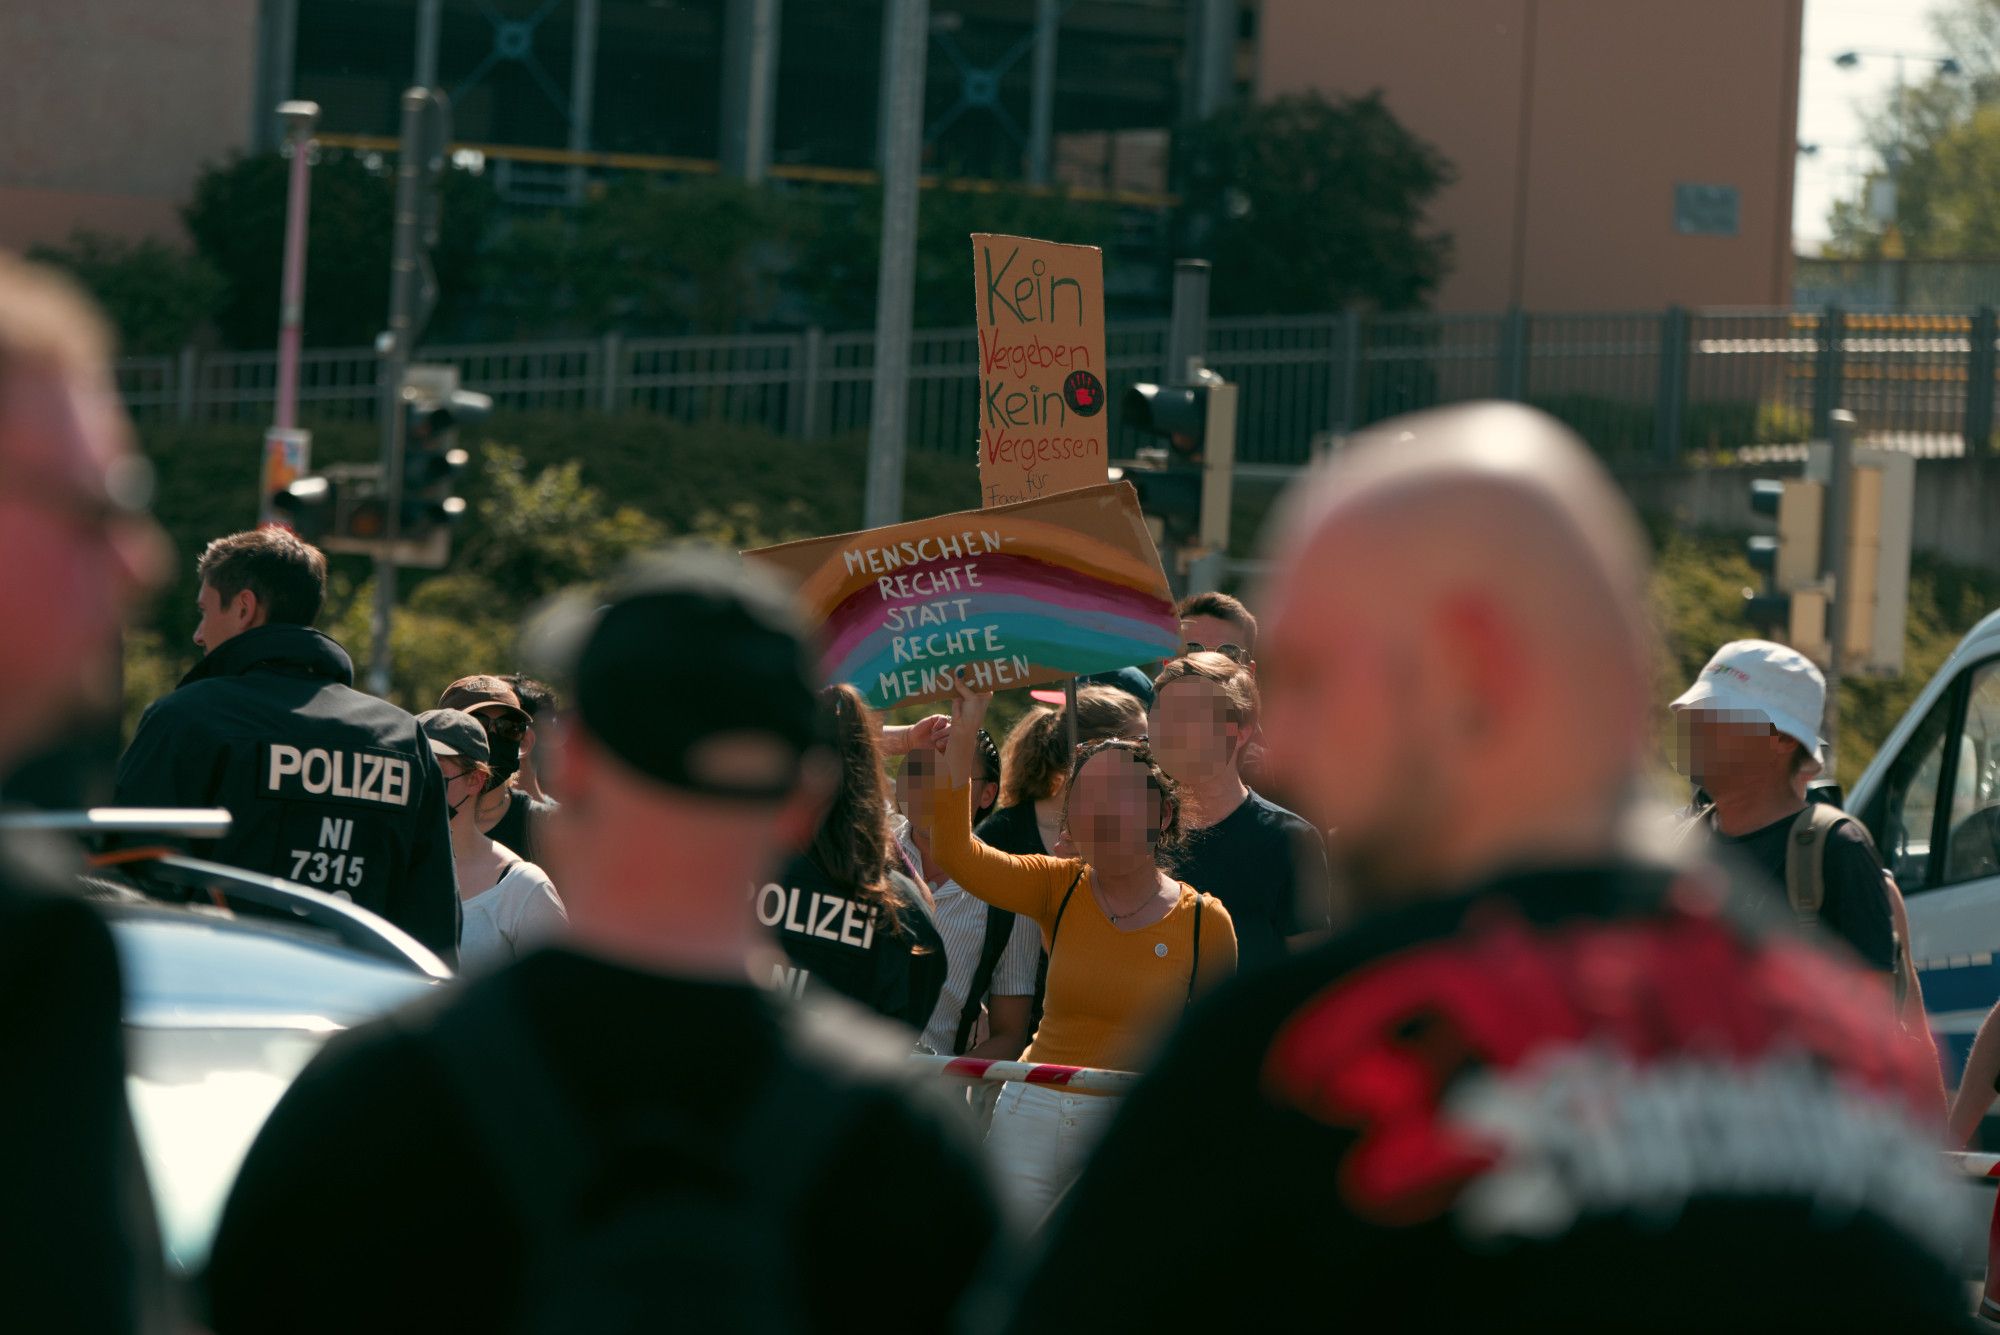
xmin=0 ymin=367 xmax=167 ymax=761
xmin=1675 ymin=707 xmax=1796 ymax=791
xmin=437 ymin=757 xmax=486 ymax=823
xmin=193 ymin=580 xmax=261 ymax=654
xmin=1149 ymin=677 xmax=1245 ymax=788
xmin=525 ymin=711 xmax=561 ymax=797
xmin=1259 ymin=540 xmax=1437 ymax=863
xmin=894 ymin=744 xmax=996 ymax=831
xmin=1062 ymin=748 xmax=1167 ymax=873
xmin=1180 ymin=615 xmax=1253 ymax=667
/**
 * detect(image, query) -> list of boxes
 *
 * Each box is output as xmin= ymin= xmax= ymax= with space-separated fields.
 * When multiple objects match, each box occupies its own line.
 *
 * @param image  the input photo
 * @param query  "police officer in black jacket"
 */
xmin=116 ymin=528 xmax=460 ymax=963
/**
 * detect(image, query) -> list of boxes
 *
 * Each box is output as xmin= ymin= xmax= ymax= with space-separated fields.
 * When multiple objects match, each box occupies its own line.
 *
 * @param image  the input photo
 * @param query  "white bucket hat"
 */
xmin=1669 ymin=639 xmax=1826 ymax=756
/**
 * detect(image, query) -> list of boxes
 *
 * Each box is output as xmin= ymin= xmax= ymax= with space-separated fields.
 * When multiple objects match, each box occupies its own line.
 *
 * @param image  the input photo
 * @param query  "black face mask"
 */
xmin=484 ymin=734 xmax=521 ymax=790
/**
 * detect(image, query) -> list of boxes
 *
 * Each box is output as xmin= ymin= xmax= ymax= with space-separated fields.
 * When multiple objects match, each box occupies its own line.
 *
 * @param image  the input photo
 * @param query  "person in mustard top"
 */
xmin=930 ymin=675 xmax=1237 ymax=1225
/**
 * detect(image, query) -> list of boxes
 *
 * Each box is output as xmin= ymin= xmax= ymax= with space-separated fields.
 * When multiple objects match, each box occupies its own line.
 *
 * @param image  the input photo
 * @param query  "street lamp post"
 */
xmin=273 ymin=100 xmax=320 ymax=431
xmin=262 ymin=100 xmax=321 ymax=528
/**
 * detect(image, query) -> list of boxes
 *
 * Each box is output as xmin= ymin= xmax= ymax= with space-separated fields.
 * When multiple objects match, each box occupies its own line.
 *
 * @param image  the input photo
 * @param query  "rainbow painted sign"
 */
xmin=745 ymin=482 xmax=1180 ymax=708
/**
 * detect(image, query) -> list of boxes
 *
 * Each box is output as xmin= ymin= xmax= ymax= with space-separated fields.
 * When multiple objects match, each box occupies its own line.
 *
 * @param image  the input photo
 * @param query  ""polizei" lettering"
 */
xmin=753 ymin=882 xmax=878 ymax=950
xmin=265 ymin=744 xmax=413 ymax=807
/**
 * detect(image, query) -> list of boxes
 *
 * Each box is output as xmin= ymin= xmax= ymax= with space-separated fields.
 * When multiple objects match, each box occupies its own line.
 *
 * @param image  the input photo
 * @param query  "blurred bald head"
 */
xmin=1258 ymin=402 xmax=1655 ymax=900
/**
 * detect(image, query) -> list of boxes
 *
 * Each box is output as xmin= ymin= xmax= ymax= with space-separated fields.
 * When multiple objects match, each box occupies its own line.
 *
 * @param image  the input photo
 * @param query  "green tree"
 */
xmin=27 ymin=232 xmax=225 ymax=354
xmin=790 ymin=183 xmax=1122 ymax=329
xmin=475 ymin=177 xmax=807 ymax=337
xmin=183 ymin=150 xmax=496 ymax=349
xmin=453 ymin=443 xmax=665 ymax=603
xmin=1175 ymin=92 xmax=1454 ymax=315
xmin=1823 ymin=0 xmax=2000 ymax=258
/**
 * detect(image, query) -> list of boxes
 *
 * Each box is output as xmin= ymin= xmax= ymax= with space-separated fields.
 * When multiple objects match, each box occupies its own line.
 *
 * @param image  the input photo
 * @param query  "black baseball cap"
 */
xmin=414 ymin=708 xmax=492 ymax=766
xmin=521 ymin=548 xmax=829 ymax=800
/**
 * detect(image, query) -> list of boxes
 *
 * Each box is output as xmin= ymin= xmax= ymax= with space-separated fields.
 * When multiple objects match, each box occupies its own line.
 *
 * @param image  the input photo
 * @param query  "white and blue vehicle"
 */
xmin=1845 ymin=607 xmax=2000 ymax=1088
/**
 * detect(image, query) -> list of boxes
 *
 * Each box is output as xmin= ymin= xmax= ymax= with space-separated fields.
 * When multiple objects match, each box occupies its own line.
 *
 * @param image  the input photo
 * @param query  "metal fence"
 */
xmin=119 ymin=306 xmax=2000 ymax=467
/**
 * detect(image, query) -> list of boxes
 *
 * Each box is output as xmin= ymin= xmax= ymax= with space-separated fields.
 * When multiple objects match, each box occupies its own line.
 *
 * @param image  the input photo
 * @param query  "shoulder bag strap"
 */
xmin=1047 ymin=865 xmax=1087 ymax=953
xmin=954 ymin=903 xmax=1020 ymax=1056
xmin=1185 ymin=891 xmax=1204 ymax=1009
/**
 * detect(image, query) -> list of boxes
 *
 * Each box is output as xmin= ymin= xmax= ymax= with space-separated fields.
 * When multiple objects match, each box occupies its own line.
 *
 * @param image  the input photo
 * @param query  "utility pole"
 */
xmin=415 ymin=0 xmax=442 ymax=86
xmin=1820 ymin=408 xmax=1856 ymax=780
xmin=273 ymin=101 xmax=320 ymax=432
xmin=719 ymin=0 xmax=780 ymax=183
xmin=864 ymin=0 xmax=929 ymax=529
xmin=369 ymin=88 xmax=441 ymax=698
xmin=1166 ymin=258 xmax=1212 ymax=382
xmin=1026 ymin=0 xmax=1059 ymax=186
xmin=568 ymin=0 xmax=600 ymax=203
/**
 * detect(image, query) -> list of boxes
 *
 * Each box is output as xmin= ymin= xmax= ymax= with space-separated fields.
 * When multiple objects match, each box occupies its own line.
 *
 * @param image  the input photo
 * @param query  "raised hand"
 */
xmin=942 ymin=672 xmax=994 ymax=786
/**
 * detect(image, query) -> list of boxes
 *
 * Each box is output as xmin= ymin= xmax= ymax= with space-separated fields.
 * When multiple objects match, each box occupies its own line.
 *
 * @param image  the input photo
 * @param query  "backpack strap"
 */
xmin=1185 ymin=890 xmax=1204 ymax=1009
xmin=1047 ymin=865 xmax=1086 ymax=951
xmin=1785 ymin=802 xmax=1852 ymax=925
xmin=953 ymin=902 xmax=1021 ymax=1056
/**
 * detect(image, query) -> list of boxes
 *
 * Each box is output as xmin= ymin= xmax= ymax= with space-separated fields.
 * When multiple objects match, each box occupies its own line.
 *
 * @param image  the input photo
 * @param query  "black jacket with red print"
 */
xmin=1013 ymin=862 xmax=1974 ymax=1334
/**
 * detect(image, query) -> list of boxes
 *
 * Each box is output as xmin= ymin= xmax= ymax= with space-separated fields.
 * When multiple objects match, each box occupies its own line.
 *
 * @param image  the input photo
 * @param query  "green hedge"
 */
xmin=131 ymin=413 xmax=1999 ymax=786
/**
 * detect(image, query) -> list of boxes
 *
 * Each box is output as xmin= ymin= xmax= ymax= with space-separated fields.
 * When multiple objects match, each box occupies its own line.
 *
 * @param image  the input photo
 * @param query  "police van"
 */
xmin=1845 ymin=606 xmax=2000 ymax=1083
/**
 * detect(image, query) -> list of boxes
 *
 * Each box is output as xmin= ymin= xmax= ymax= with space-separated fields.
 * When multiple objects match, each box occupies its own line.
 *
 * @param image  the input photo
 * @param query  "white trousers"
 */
xmin=982 ymin=1080 xmax=1122 ymax=1228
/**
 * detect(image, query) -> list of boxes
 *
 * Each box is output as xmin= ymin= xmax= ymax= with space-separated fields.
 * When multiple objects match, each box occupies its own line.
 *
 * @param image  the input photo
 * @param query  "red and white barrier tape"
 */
xmin=911 ymin=1054 xmax=1141 ymax=1097
xmin=1949 ymin=1151 xmax=2000 ymax=1180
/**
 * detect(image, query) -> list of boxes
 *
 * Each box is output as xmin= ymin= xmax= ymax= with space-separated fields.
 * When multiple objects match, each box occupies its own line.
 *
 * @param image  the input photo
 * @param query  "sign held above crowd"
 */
xmin=745 ymin=482 xmax=1179 ymax=709
xmin=972 ymin=233 xmax=1110 ymax=510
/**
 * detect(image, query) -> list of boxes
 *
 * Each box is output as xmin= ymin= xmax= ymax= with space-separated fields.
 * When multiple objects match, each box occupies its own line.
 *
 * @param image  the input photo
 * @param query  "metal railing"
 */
xmin=119 ymin=306 xmax=2000 ymax=467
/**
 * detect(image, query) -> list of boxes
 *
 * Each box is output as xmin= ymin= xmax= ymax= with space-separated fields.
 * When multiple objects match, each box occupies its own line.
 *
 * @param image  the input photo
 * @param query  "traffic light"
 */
xmin=271 ymin=475 xmax=337 ymax=544
xmin=1740 ymin=447 xmax=1913 ymax=676
xmin=1742 ymin=475 xmax=1828 ymax=653
xmin=1120 ymin=371 xmax=1237 ymax=586
xmin=397 ymin=364 xmax=488 ymax=539
xmin=1832 ymin=446 xmax=1914 ymax=675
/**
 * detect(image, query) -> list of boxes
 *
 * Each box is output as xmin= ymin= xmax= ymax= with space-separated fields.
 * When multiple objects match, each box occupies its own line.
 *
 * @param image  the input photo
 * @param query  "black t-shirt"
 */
xmin=488 ymin=788 xmax=556 ymax=864
xmin=1012 ymin=863 xmax=1971 ymax=1333
xmin=204 ymin=947 xmax=1002 ymax=1334
xmin=759 ymin=856 xmax=946 ymax=1032
xmin=1171 ymin=790 xmax=1329 ymax=974
xmin=0 ymin=829 xmax=167 ymax=1334
xmin=973 ymin=802 xmax=1047 ymax=857
xmin=1716 ymin=809 xmax=1896 ymax=973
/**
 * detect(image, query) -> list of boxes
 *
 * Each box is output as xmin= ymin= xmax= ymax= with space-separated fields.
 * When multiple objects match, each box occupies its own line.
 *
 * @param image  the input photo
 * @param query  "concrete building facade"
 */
xmin=0 ymin=0 xmax=264 ymax=251
xmin=1256 ymin=0 xmax=1805 ymax=311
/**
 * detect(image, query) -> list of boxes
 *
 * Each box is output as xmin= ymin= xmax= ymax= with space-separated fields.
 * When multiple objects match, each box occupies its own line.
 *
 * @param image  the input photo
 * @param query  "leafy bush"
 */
xmin=125 ymin=413 xmax=978 ymax=711
xmin=28 ymin=232 xmax=225 ymax=355
xmin=183 ymin=150 xmax=496 ymax=349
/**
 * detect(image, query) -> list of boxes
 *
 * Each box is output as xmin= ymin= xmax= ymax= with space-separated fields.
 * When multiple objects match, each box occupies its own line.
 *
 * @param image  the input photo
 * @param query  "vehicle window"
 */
xmin=1941 ymin=659 xmax=2000 ymax=887
xmin=1875 ymin=686 xmax=1954 ymax=890
xmin=124 ymin=1027 xmax=328 ymax=1275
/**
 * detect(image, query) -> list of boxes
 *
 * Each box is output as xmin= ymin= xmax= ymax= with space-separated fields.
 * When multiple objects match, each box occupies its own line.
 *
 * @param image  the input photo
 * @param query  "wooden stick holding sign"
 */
xmin=973 ymin=233 xmax=1110 ymax=510
xmin=744 ymin=482 xmax=1179 ymax=711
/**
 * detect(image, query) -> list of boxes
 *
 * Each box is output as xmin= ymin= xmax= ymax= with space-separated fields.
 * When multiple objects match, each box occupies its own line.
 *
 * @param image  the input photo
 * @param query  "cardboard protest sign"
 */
xmin=746 ymin=482 xmax=1179 ymax=709
xmin=972 ymin=233 xmax=1109 ymax=509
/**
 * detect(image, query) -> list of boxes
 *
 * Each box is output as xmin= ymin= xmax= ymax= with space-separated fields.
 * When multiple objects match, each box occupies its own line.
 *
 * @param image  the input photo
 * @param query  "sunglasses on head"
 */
xmin=1184 ymin=641 xmax=1248 ymax=664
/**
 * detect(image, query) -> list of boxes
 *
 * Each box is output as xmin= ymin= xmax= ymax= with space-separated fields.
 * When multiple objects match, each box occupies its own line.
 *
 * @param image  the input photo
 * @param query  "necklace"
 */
xmin=1104 ymin=885 xmax=1164 ymax=923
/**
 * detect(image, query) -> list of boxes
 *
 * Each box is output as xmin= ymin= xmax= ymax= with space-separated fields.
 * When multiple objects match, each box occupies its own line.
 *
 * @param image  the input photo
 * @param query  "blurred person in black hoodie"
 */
xmin=0 ymin=251 xmax=172 ymax=1331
